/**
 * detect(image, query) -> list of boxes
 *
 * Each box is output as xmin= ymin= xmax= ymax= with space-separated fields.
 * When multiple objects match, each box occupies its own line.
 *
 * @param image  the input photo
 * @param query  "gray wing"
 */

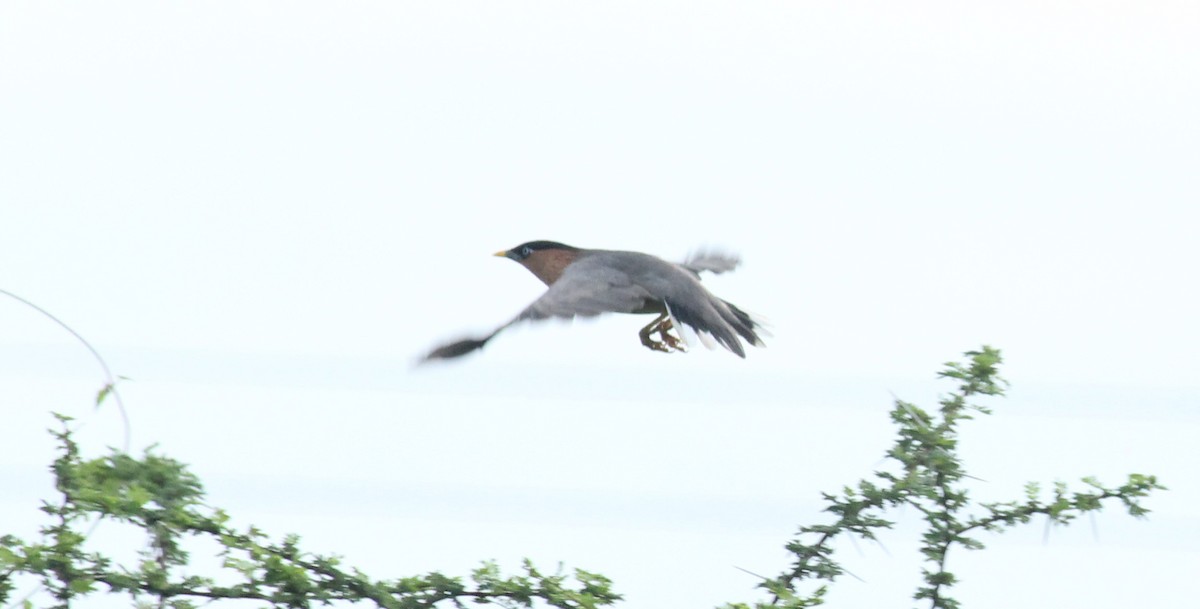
xmin=419 ymin=259 xmax=651 ymax=362
xmin=680 ymin=249 xmax=741 ymax=276
xmin=518 ymin=258 xmax=653 ymax=321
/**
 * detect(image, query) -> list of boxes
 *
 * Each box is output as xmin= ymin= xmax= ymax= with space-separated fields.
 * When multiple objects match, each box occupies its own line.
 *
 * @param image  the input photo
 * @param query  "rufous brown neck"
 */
xmin=519 ymin=248 xmax=581 ymax=286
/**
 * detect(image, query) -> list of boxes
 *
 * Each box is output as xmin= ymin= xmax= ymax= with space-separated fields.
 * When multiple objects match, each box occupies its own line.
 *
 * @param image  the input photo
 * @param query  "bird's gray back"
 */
xmin=576 ymin=249 xmax=758 ymax=356
xmin=574 ymin=250 xmax=710 ymax=304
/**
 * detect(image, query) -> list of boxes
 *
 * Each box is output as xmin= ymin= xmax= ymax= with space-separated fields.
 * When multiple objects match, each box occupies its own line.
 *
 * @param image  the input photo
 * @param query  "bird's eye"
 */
xmin=520 ymin=246 xmax=533 ymax=257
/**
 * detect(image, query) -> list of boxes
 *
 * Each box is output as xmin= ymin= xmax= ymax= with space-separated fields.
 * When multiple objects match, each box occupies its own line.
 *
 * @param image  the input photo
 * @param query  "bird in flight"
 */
xmin=420 ymin=240 xmax=766 ymax=362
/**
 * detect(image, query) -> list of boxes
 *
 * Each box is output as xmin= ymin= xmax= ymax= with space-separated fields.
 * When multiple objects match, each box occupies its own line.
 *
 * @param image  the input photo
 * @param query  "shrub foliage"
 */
xmin=0 ymin=348 xmax=1163 ymax=608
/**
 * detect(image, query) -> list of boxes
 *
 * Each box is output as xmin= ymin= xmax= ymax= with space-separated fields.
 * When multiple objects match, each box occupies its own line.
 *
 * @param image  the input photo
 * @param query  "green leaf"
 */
xmin=0 ymin=544 xmax=20 ymax=567
xmin=96 ymin=383 xmax=114 ymax=407
xmin=69 ymin=577 xmax=95 ymax=594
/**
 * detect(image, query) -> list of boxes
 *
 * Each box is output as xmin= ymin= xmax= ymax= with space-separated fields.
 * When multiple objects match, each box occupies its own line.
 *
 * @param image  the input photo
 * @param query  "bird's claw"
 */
xmin=640 ymin=325 xmax=671 ymax=353
xmin=644 ymin=339 xmax=673 ymax=353
xmin=639 ymin=317 xmax=686 ymax=354
xmin=657 ymin=324 xmax=686 ymax=352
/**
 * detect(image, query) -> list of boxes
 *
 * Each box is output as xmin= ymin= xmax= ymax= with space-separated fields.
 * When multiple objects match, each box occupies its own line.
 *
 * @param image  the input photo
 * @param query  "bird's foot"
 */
xmin=639 ymin=314 xmax=685 ymax=354
xmin=662 ymin=333 xmax=686 ymax=352
xmin=657 ymin=327 xmax=687 ymax=353
xmin=642 ymin=339 xmax=673 ymax=353
xmin=651 ymin=318 xmax=687 ymax=353
xmin=639 ymin=326 xmax=672 ymax=353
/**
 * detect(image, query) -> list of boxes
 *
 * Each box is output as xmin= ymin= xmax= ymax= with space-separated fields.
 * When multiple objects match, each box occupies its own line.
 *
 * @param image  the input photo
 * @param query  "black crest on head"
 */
xmin=506 ymin=240 xmax=580 ymax=260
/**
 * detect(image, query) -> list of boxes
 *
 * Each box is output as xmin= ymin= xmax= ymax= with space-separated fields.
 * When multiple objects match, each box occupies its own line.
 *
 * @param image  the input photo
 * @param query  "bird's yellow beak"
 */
xmin=493 ymin=250 xmax=510 ymax=258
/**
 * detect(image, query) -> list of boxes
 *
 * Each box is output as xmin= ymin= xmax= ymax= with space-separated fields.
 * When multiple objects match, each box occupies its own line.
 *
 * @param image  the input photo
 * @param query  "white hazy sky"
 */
xmin=2 ymin=2 xmax=1197 ymax=608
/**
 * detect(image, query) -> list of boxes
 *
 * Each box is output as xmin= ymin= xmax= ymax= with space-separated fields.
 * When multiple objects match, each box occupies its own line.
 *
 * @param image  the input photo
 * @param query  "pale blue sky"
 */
xmin=2 ymin=2 xmax=1198 ymax=607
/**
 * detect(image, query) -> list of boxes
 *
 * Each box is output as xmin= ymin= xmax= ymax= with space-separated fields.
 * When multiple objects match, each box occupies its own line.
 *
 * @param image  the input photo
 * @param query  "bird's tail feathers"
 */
xmin=722 ymin=300 xmax=768 ymax=348
xmin=667 ymin=299 xmax=748 ymax=357
xmin=665 ymin=302 xmax=717 ymax=351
